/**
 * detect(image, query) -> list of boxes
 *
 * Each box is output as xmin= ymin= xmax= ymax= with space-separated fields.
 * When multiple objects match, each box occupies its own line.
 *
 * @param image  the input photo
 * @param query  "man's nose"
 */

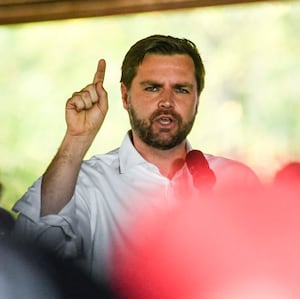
xmin=158 ymin=90 xmax=174 ymax=109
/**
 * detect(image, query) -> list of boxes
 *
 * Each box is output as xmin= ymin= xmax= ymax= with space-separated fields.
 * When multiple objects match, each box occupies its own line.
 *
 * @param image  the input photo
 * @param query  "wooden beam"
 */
xmin=0 ymin=0 xmax=282 ymax=25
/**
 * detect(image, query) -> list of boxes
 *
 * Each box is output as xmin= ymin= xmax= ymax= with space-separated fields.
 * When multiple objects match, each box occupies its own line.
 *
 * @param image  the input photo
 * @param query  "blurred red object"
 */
xmin=112 ymin=184 xmax=300 ymax=299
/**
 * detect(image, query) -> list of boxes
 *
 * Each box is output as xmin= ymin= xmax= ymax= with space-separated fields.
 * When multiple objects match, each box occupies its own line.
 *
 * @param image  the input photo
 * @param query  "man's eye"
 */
xmin=176 ymin=87 xmax=189 ymax=94
xmin=145 ymin=86 xmax=158 ymax=92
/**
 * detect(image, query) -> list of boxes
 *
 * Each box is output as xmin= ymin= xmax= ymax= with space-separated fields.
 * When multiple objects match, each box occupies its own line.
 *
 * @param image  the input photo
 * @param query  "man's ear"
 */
xmin=121 ymin=83 xmax=129 ymax=110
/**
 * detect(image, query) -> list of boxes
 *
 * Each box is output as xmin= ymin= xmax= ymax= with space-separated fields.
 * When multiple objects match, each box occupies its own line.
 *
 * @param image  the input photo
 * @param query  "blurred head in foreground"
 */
xmin=112 ymin=183 xmax=300 ymax=299
xmin=274 ymin=162 xmax=300 ymax=192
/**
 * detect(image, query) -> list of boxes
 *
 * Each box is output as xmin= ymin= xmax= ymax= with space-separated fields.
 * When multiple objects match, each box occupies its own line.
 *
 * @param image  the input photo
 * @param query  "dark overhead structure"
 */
xmin=0 ymin=0 xmax=285 ymax=25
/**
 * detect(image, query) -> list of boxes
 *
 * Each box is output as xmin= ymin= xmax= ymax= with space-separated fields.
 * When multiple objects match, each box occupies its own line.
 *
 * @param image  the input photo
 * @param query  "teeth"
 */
xmin=159 ymin=117 xmax=171 ymax=124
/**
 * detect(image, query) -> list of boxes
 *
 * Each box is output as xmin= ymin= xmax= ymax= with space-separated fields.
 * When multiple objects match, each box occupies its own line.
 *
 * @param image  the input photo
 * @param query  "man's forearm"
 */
xmin=40 ymin=134 xmax=94 ymax=216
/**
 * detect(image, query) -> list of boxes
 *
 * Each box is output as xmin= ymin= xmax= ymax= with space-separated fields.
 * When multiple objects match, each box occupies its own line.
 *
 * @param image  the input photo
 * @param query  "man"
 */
xmin=13 ymin=35 xmax=259 ymax=282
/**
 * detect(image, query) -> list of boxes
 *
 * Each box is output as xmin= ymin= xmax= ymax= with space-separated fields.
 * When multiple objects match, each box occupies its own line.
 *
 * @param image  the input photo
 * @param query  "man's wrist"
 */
xmin=60 ymin=133 xmax=94 ymax=161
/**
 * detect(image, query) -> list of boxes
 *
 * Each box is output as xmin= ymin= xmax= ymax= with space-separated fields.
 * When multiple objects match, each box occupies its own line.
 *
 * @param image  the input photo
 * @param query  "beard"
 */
xmin=128 ymin=104 xmax=196 ymax=150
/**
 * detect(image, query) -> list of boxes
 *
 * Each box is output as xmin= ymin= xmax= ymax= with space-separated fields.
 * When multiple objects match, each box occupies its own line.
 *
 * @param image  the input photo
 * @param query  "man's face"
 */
xmin=121 ymin=54 xmax=199 ymax=150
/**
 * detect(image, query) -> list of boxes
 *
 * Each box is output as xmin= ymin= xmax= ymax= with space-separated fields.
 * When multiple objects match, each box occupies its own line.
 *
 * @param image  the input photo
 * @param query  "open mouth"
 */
xmin=151 ymin=112 xmax=180 ymax=130
xmin=152 ymin=115 xmax=178 ymax=132
xmin=158 ymin=116 xmax=173 ymax=125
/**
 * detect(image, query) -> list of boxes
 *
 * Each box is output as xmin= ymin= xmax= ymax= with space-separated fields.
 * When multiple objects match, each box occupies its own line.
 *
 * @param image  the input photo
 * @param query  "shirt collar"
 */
xmin=119 ymin=131 xmax=148 ymax=174
xmin=119 ymin=131 xmax=193 ymax=174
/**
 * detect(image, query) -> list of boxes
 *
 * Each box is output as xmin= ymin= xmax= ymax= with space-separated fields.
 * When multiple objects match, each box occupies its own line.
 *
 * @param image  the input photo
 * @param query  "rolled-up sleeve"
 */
xmin=13 ymin=177 xmax=83 ymax=259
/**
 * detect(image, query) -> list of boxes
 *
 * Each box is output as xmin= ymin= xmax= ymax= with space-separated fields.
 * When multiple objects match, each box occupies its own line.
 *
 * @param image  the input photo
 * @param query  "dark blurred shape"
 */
xmin=0 ymin=240 xmax=61 ymax=299
xmin=0 ymin=207 xmax=15 ymax=238
xmin=0 ymin=239 xmax=119 ymax=299
xmin=186 ymin=150 xmax=216 ymax=191
xmin=0 ymin=182 xmax=15 ymax=239
xmin=0 ymin=182 xmax=118 ymax=299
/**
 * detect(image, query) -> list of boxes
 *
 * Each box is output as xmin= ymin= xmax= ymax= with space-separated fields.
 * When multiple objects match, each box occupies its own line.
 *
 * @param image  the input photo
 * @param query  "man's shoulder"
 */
xmin=79 ymin=148 xmax=121 ymax=175
xmin=205 ymin=153 xmax=250 ymax=170
xmin=204 ymin=153 xmax=260 ymax=189
xmin=80 ymin=132 xmax=134 ymax=171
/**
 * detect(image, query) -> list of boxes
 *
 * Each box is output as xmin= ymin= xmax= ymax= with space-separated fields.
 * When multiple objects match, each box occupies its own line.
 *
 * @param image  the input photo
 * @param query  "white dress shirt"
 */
xmin=13 ymin=132 xmax=259 ymax=282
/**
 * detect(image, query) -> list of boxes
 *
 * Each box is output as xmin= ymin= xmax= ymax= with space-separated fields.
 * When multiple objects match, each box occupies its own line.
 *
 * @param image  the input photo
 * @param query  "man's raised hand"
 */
xmin=41 ymin=60 xmax=108 ymax=216
xmin=65 ymin=59 xmax=108 ymax=139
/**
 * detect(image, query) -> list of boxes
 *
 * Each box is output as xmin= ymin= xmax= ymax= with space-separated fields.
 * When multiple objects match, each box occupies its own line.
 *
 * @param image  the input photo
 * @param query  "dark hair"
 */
xmin=121 ymin=35 xmax=205 ymax=96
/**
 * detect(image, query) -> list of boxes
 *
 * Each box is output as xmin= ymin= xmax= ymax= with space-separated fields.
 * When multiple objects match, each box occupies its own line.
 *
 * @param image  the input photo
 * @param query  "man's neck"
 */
xmin=131 ymin=133 xmax=187 ymax=179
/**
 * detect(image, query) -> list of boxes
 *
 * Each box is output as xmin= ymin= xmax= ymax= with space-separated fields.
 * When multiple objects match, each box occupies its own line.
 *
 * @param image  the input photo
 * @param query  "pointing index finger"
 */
xmin=93 ymin=59 xmax=106 ymax=85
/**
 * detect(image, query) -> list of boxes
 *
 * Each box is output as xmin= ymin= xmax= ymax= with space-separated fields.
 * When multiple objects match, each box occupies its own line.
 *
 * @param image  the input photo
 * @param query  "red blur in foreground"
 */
xmin=112 ymin=182 xmax=300 ymax=299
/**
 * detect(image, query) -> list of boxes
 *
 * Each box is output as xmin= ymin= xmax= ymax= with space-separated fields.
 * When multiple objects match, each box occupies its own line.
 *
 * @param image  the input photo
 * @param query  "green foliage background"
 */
xmin=1 ymin=1 xmax=300 ymax=213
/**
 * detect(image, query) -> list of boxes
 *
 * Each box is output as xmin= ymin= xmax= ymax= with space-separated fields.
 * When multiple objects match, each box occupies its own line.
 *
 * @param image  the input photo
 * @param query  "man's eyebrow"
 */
xmin=139 ymin=81 xmax=194 ymax=88
xmin=139 ymin=80 xmax=162 ymax=86
xmin=174 ymin=82 xmax=194 ymax=89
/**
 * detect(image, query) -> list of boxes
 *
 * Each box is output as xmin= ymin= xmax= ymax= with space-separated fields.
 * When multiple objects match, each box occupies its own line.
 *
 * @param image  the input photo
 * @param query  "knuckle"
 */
xmin=76 ymin=97 xmax=85 ymax=109
xmin=71 ymin=91 xmax=79 ymax=97
xmin=86 ymin=83 xmax=94 ymax=91
xmin=81 ymin=90 xmax=90 ymax=98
